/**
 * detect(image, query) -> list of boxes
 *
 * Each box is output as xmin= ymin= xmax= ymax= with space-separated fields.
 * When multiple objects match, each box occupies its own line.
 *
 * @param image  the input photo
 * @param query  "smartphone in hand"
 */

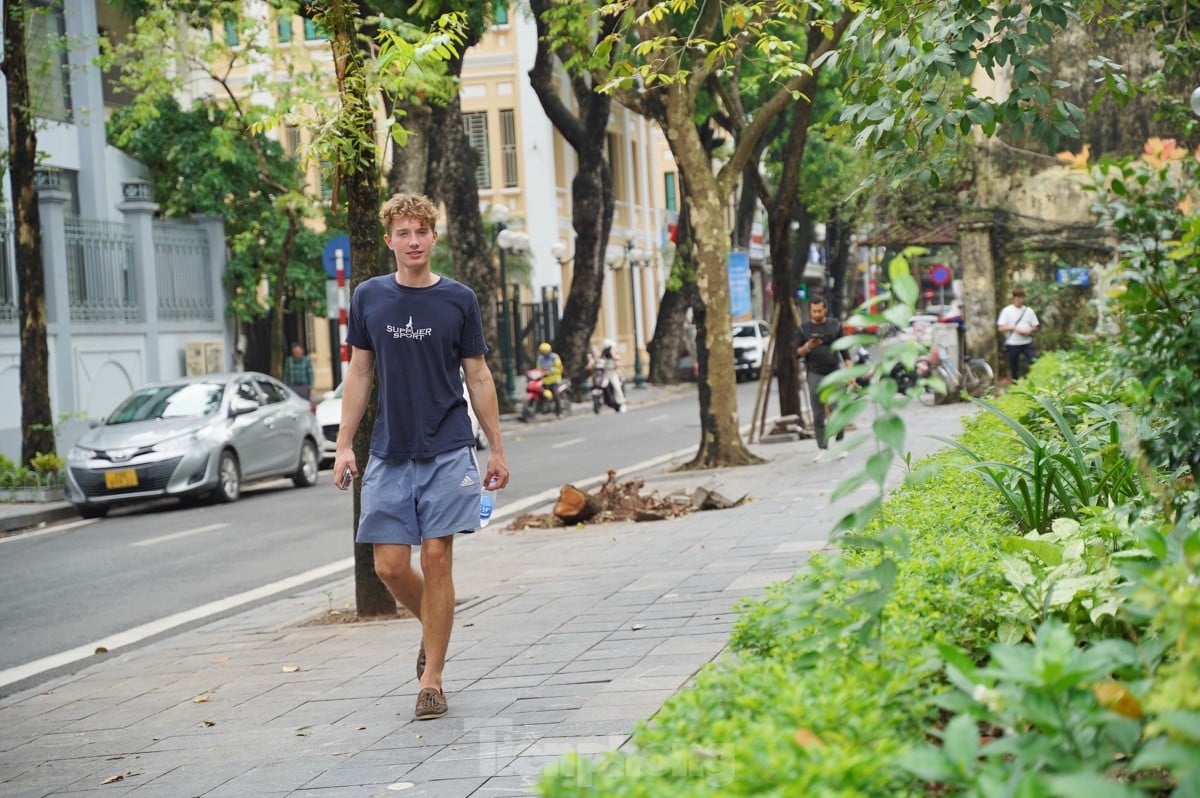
xmin=340 ymin=468 xmax=353 ymax=489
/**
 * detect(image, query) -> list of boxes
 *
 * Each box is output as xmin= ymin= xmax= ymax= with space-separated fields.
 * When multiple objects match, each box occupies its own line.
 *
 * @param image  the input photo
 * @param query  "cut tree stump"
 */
xmin=553 ymin=484 xmax=602 ymax=524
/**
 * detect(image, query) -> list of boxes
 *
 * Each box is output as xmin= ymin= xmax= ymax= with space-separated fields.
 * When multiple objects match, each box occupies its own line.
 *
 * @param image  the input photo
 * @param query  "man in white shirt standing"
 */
xmin=996 ymin=286 xmax=1039 ymax=381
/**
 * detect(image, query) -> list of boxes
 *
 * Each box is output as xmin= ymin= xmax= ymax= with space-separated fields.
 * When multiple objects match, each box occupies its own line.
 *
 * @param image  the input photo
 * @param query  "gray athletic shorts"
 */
xmin=356 ymin=446 xmax=481 ymax=545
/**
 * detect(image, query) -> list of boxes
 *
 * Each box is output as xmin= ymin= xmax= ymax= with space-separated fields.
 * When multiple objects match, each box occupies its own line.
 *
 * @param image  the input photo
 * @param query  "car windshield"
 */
xmin=733 ymin=326 xmax=757 ymax=338
xmin=106 ymin=383 xmax=225 ymax=424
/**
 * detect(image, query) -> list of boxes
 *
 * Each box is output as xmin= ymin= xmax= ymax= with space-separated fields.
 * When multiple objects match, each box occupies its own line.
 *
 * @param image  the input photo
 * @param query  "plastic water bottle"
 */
xmin=478 ymin=487 xmax=497 ymax=528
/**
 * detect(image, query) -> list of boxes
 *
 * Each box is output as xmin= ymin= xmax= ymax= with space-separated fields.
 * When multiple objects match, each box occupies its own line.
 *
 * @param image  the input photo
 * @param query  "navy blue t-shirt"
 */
xmin=345 ymin=274 xmax=488 ymax=460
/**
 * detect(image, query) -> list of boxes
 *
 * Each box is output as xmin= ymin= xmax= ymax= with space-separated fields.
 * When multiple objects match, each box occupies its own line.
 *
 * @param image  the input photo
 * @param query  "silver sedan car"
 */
xmin=65 ymin=372 xmax=323 ymax=518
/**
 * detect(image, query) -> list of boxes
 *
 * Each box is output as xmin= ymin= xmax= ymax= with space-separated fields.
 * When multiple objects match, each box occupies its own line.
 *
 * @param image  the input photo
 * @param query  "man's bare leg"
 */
xmin=373 ymin=543 xmax=424 ymax=621
xmin=416 ymin=536 xmax=455 ymax=691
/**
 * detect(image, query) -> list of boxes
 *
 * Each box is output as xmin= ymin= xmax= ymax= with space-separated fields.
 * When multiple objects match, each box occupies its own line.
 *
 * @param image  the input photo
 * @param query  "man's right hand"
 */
xmin=333 ymin=450 xmax=357 ymax=490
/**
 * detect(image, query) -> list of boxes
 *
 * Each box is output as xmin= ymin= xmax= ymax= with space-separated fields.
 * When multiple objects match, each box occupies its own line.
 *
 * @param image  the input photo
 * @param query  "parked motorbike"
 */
xmin=520 ymin=368 xmax=573 ymax=422
xmin=590 ymin=357 xmax=626 ymax=414
xmin=888 ymin=343 xmax=960 ymax=404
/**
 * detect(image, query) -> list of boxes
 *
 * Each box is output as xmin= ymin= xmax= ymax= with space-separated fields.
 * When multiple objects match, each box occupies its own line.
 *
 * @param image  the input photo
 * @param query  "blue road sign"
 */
xmin=322 ymin=234 xmax=351 ymax=280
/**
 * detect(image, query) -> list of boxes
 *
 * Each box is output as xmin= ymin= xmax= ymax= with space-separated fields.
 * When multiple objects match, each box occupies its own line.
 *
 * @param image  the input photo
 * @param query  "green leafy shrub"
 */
xmin=1088 ymin=138 xmax=1200 ymax=494
xmin=938 ymin=394 xmax=1146 ymax=534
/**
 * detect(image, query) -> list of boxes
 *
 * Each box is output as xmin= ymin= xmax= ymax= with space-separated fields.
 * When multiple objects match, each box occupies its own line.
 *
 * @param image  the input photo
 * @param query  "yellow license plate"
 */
xmin=104 ymin=469 xmax=139 ymax=489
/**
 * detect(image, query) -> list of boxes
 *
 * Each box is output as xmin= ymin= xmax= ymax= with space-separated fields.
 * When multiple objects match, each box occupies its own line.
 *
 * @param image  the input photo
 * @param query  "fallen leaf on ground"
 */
xmin=192 ymin=694 xmax=211 ymax=703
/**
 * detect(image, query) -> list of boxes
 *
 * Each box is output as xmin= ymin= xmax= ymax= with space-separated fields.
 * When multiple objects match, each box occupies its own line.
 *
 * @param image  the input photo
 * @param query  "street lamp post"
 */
xmin=623 ymin=240 xmax=647 ymax=389
xmin=490 ymin=204 xmax=519 ymax=403
xmin=495 ymin=226 xmax=530 ymax=402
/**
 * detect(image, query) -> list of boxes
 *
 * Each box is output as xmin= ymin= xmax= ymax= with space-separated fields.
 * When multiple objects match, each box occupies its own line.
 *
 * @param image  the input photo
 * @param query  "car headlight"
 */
xmin=68 ymin=445 xmax=94 ymax=463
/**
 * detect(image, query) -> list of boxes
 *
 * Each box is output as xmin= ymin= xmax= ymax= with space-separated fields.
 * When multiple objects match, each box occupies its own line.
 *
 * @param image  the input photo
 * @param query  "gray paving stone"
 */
xmin=298 ymin=762 xmax=418 ymax=790
xmin=404 ymin=753 xmax=511 ymax=781
xmin=339 ymin=744 xmax=446 ymax=768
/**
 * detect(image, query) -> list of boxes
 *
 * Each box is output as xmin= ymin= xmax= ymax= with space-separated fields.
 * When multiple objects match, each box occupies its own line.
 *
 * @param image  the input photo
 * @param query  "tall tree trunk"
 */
xmin=424 ymin=50 xmax=514 ymax=413
xmin=3 ymin=0 xmax=55 ymax=463
xmin=556 ymin=152 xmax=614 ymax=387
xmin=385 ymin=94 xmax=433 ymax=195
xmin=269 ymin=215 xmax=300 ymax=379
xmin=528 ymin=0 xmax=618 ymax=389
xmin=326 ymin=0 xmax=394 ymax=617
xmin=764 ymin=94 xmax=816 ymax=420
xmin=826 ymin=209 xmax=853 ymax=319
xmin=767 ymin=207 xmax=800 ymax=418
xmin=647 ymin=195 xmax=696 ymax=384
xmin=661 ymin=91 xmax=760 ymax=468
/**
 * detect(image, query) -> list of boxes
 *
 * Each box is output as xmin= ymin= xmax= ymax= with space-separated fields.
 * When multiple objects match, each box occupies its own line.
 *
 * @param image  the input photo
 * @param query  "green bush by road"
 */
xmin=540 ymin=351 xmax=1200 ymax=795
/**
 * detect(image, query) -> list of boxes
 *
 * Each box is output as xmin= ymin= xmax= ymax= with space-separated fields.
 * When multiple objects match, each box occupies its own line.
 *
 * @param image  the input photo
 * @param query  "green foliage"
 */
xmin=1088 ymin=140 xmax=1200 ymax=495
xmin=903 ymin=619 xmax=1157 ymax=796
xmin=936 ymin=393 xmax=1146 ymax=534
xmin=108 ymin=96 xmax=328 ymax=321
xmin=0 ymin=452 xmax=63 ymax=489
xmin=29 ymin=452 xmax=64 ymax=475
xmin=842 ymin=0 xmax=1086 ymax=181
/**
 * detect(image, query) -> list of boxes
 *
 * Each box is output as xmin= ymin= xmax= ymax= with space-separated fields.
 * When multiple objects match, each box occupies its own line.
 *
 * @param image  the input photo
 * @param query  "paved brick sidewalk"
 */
xmin=0 ymin=402 xmax=975 ymax=797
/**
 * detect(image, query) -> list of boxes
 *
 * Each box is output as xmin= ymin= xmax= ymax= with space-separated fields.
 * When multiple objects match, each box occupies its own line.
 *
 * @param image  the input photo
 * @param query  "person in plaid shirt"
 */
xmin=283 ymin=342 xmax=314 ymax=399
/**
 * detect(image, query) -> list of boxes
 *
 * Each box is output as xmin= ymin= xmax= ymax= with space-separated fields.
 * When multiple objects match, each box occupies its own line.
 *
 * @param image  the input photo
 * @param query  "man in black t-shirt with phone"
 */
xmin=795 ymin=297 xmax=850 ymax=456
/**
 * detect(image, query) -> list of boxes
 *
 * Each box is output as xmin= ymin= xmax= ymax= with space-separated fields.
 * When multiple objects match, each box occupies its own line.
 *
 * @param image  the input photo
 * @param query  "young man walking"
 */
xmin=333 ymin=193 xmax=509 ymax=721
xmin=795 ymin=297 xmax=851 ymax=458
xmin=996 ymin=286 xmax=1039 ymax=381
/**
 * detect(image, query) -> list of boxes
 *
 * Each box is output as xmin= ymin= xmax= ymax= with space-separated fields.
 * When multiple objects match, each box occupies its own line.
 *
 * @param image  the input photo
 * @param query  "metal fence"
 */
xmin=153 ymin=220 xmax=213 ymax=320
xmin=65 ymin=216 xmax=138 ymax=322
xmin=0 ymin=222 xmax=14 ymax=324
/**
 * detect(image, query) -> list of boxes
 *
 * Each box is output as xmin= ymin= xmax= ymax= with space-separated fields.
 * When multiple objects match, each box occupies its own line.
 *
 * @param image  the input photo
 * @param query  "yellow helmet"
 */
xmin=538 ymin=342 xmax=552 ymax=354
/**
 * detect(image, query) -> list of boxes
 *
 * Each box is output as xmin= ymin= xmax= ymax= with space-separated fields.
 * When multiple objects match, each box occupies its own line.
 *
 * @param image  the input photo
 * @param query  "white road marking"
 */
xmin=133 ymin=522 xmax=228 ymax=547
xmin=647 ymin=414 xmax=670 ymax=423
xmin=0 ymin=517 xmax=98 ymax=544
xmin=551 ymin=437 xmax=585 ymax=449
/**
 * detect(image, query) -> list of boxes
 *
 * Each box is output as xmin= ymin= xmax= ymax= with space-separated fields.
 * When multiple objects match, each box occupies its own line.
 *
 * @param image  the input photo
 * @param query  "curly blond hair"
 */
xmin=379 ymin=193 xmax=438 ymax=234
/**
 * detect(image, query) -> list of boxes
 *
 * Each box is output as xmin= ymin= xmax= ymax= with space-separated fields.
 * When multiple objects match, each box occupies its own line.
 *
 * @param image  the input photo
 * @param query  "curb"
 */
xmin=0 ymin=502 xmax=79 ymax=534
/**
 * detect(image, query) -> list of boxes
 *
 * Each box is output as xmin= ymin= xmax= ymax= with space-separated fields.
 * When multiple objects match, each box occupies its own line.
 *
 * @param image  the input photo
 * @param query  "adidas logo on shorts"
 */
xmin=460 ymin=474 xmax=475 ymax=487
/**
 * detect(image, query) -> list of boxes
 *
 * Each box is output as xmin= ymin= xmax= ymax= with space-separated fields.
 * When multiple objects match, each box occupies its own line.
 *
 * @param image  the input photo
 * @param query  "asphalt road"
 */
xmin=0 ymin=380 xmax=772 ymax=688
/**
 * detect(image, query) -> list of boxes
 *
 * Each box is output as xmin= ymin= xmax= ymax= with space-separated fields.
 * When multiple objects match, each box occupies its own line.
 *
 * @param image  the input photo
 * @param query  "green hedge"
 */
xmin=541 ymin=351 xmax=1200 ymax=795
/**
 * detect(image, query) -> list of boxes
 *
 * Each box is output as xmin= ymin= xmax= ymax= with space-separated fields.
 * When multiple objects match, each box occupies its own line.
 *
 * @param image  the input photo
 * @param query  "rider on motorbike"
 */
xmin=586 ymin=339 xmax=627 ymax=413
xmin=537 ymin=342 xmax=565 ymax=418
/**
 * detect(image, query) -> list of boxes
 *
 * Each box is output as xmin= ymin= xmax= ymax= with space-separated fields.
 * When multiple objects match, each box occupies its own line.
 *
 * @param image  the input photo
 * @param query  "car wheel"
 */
xmin=293 ymin=440 xmax=319 ymax=488
xmin=77 ymin=504 xmax=109 ymax=519
xmin=214 ymin=451 xmax=241 ymax=503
